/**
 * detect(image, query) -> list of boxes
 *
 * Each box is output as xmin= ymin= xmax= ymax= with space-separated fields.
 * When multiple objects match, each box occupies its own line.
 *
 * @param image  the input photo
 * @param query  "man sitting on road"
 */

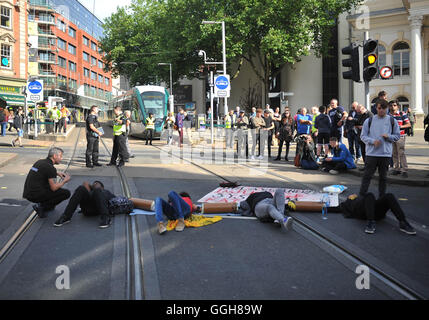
xmin=54 ymin=181 xmax=116 ymax=229
xmin=338 ymin=192 xmax=416 ymax=235
xmin=23 ymin=147 xmax=71 ymax=218
xmin=320 ymin=137 xmax=356 ymax=175
xmin=238 ymin=189 xmax=294 ymax=231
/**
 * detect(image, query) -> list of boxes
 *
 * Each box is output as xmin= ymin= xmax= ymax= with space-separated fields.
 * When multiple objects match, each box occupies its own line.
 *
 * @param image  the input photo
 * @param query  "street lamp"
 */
xmin=158 ymin=62 xmax=174 ymax=113
xmin=202 ymin=20 xmax=228 ymax=115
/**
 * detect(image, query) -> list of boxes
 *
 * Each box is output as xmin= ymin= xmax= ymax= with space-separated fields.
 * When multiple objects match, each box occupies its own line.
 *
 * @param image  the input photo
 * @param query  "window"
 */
xmin=58 ymin=56 xmax=66 ymax=68
xmin=83 ymin=36 xmax=89 ymax=46
xmin=1 ymin=44 xmax=11 ymax=68
xmin=91 ymin=56 xmax=97 ymax=66
xmin=84 ymin=67 xmax=89 ymax=77
xmin=68 ymin=26 xmax=76 ymax=38
xmin=69 ymin=61 xmax=76 ymax=72
xmin=91 ymin=41 xmax=97 ymax=51
xmin=104 ymin=77 xmax=109 ymax=85
xmin=57 ymin=20 xmax=66 ymax=32
xmin=1 ymin=6 xmax=11 ymax=28
xmin=69 ymin=79 xmax=77 ymax=90
xmin=393 ymin=42 xmax=410 ymax=77
xmin=68 ymin=43 xmax=76 ymax=55
xmin=57 ymin=75 xmax=67 ymax=88
xmin=98 ymin=74 xmax=103 ymax=83
xmin=98 ymin=60 xmax=103 ymax=69
xmin=378 ymin=44 xmax=386 ymax=67
xmin=91 ymin=71 xmax=97 ymax=80
xmin=83 ymin=51 xmax=89 ymax=62
xmin=58 ymin=38 xmax=66 ymax=50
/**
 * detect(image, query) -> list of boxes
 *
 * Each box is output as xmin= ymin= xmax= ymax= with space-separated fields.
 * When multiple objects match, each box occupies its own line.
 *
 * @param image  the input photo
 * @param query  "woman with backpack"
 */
xmin=11 ymin=108 xmax=24 ymax=147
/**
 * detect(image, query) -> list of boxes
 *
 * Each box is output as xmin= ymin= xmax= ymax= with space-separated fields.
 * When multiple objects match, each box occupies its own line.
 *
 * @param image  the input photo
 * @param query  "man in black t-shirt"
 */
xmin=328 ymin=99 xmax=348 ymax=143
xmin=23 ymin=147 xmax=71 ymax=218
xmin=263 ymin=109 xmax=275 ymax=158
xmin=85 ymin=105 xmax=104 ymax=168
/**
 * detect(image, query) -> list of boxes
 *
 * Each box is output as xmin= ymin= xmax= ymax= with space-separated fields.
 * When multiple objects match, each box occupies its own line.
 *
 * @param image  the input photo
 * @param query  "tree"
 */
xmin=100 ymin=0 xmax=363 ymax=101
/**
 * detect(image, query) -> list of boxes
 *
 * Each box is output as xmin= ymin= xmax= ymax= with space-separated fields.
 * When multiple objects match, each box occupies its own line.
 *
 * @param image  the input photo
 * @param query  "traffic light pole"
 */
xmin=364 ymin=31 xmax=370 ymax=110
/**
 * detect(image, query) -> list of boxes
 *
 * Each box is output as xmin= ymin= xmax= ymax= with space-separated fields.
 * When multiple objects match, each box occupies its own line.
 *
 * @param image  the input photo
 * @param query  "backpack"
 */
xmin=108 ymin=196 xmax=134 ymax=215
xmin=13 ymin=115 xmax=21 ymax=129
xmin=367 ymin=115 xmax=395 ymax=135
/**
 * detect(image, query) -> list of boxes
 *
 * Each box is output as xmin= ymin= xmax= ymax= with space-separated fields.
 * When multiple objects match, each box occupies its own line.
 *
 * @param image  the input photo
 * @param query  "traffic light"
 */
xmin=363 ymin=39 xmax=378 ymax=82
xmin=341 ymin=43 xmax=360 ymax=82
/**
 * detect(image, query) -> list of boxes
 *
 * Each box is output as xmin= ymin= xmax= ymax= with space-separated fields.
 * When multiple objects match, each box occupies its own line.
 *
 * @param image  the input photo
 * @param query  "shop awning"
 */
xmin=0 ymin=93 xmax=34 ymax=106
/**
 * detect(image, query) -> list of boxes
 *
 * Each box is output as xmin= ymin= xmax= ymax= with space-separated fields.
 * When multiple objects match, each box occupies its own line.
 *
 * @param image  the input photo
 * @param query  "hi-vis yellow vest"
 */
xmin=113 ymin=114 xmax=126 ymax=135
xmin=146 ymin=117 xmax=155 ymax=130
xmin=225 ymin=114 xmax=235 ymax=129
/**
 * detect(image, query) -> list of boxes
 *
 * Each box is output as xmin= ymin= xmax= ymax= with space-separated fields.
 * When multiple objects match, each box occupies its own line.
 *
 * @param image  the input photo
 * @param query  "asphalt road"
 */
xmin=0 ymin=124 xmax=427 ymax=300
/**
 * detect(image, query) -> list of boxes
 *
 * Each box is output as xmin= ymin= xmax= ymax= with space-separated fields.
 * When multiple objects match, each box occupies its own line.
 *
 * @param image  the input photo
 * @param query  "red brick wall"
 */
xmin=52 ymin=13 xmax=112 ymax=94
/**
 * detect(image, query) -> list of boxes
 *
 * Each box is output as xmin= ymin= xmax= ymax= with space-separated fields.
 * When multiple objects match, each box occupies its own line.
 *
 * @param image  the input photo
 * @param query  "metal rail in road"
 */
xmin=152 ymin=144 xmax=426 ymax=300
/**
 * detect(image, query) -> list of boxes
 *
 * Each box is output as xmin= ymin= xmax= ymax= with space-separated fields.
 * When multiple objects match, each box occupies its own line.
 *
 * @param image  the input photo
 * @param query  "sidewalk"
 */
xmin=191 ymin=128 xmax=429 ymax=187
xmin=0 ymin=130 xmax=53 ymax=148
xmin=346 ymin=129 xmax=429 ymax=186
xmin=0 ymin=152 xmax=18 ymax=168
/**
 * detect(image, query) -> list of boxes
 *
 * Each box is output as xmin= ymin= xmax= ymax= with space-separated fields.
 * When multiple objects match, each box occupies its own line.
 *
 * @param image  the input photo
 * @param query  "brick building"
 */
xmin=0 ymin=0 xmax=29 ymax=108
xmin=28 ymin=0 xmax=112 ymax=113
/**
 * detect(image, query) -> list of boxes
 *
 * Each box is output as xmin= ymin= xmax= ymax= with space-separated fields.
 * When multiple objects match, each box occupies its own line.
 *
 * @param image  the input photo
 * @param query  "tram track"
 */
xmin=152 ymin=143 xmax=426 ymax=300
xmin=0 ymin=126 xmax=144 ymax=300
xmin=0 ymin=127 xmax=82 ymax=263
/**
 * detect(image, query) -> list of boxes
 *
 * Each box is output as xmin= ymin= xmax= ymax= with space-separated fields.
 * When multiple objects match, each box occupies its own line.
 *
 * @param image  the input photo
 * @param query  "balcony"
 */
xmin=37 ymin=55 xmax=56 ymax=64
xmin=38 ymin=38 xmax=56 ymax=50
xmin=37 ymin=27 xmax=56 ymax=38
xmin=38 ymin=70 xmax=56 ymax=77
xmin=36 ymin=15 xmax=56 ymax=25
xmin=29 ymin=0 xmax=55 ymax=11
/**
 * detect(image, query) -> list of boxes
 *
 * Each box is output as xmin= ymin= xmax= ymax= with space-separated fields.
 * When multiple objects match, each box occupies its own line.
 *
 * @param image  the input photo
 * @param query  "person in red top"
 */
xmin=389 ymin=100 xmax=411 ymax=177
xmin=155 ymin=191 xmax=200 ymax=234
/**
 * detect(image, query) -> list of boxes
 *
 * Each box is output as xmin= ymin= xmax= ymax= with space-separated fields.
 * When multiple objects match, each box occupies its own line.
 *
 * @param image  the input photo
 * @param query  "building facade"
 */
xmin=28 ymin=0 xmax=112 ymax=112
xmin=0 ymin=0 xmax=29 ymax=108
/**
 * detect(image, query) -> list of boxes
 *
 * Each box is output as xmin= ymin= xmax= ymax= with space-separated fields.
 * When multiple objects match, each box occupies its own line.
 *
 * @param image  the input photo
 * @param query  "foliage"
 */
xmin=100 ymin=0 xmax=363 ymax=97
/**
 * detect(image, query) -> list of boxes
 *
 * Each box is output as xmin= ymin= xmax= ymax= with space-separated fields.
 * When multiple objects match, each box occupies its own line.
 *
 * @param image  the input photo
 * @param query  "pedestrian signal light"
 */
xmin=363 ymin=39 xmax=379 ymax=82
xmin=341 ymin=43 xmax=360 ymax=82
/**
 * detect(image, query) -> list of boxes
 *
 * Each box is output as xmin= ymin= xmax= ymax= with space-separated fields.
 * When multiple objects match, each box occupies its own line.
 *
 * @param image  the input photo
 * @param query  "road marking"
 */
xmin=0 ymin=203 xmax=21 ymax=207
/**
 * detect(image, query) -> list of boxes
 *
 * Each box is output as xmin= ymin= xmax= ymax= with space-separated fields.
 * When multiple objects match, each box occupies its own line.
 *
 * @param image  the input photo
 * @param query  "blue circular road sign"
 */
xmin=28 ymin=81 xmax=43 ymax=94
xmin=215 ymin=76 xmax=229 ymax=90
xmin=1 ymin=58 xmax=9 ymax=66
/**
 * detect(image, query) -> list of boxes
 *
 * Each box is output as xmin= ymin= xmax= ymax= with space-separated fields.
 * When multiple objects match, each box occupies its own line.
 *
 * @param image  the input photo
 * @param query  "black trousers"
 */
xmin=359 ymin=156 xmax=390 ymax=197
xmin=59 ymin=118 xmax=67 ymax=133
xmin=357 ymin=193 xmax=406 ymax=222
xmin=110 ymin=134 xmax=129 ymax=164
xmin=86 ymin=134 xmax=99 ymax=165
xmin=359 ymin=140 xmax=366 ymax=162
xmin=277 ymin=140 xmax=290 ymax=159
xmin=321 ymin=160 xmax=347 ymax=172
xmin=26 ymin=188 xmax=71 ymax=210
xmin=146 ymin=129 xmax=154 ymax=144
xmin=62 ymin=186 xmax=110 ymax=219
xmin=267 ymin=133 xmax=273 ymax=157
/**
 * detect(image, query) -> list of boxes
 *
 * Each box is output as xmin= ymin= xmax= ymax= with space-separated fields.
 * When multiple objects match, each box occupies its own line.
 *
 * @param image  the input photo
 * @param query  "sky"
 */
xmin=78 ymin=0 xmax=132 ymax=22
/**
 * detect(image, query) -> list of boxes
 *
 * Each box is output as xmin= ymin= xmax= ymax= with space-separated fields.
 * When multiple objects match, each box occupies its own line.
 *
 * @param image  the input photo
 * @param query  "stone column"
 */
xmin=409 ymin=15 xmax=424 ymax=117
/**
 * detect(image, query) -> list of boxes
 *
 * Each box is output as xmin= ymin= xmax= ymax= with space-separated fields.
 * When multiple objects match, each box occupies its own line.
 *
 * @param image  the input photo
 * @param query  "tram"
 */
xmin=109 ymin=85 xmax=169 ymax=138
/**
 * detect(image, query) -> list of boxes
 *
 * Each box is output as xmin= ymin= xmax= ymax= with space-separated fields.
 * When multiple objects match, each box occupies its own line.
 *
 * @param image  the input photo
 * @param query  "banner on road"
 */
xmin=198 ymin=186 xmax=338 ymax=207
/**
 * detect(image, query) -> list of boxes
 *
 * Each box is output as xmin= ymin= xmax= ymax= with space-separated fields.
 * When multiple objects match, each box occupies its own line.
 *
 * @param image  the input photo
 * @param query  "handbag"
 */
xmin=294 ymin=154 xmax=301 ymax=167
xmin=108 ymin=196 xmax=134 ymax=215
